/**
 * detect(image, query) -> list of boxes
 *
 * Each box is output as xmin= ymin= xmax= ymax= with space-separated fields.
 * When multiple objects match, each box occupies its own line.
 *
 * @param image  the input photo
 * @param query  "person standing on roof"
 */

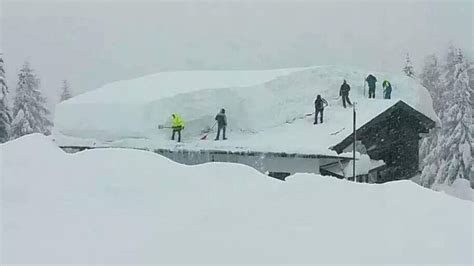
xmin=171 ymin=113 xmax=184 ymax=142
xmin=314 ymin=94 xmax=328 ymax=124
xmin=382 ymin=79 xmax=392 ymax=99
xmin=215 ymin=108 xmax=227 ymax=140
xmin=365 ymin=74 xmax=377 ymax=98
xmin=339 ymin=80 xmax=352 ymax=108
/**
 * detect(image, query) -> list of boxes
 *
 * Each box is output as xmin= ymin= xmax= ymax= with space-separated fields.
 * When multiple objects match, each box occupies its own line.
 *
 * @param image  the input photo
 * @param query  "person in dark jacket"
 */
xmin=365 ymin=74 xmax=377 ymax=98
xmin=382 ymin=79 xmax=392 ymax=99
xmin=339 ymin=80 xmax=352 ymax=108
xmin=314 ymin=94 xmax=328 ymax=124
xmin=215 ymin=108 xmax=227 ymax=140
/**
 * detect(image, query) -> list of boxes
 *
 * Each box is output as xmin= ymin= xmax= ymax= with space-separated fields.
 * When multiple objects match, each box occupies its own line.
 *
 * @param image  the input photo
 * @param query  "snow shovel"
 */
xmin=158 ymin=124 xmax=172 ymax=129
xmin=200 ymin=122 xmax=217 ymax=140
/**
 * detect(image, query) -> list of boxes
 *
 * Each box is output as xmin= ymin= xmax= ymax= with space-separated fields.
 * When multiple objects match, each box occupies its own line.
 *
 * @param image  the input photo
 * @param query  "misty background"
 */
xmin=1 ymin=0 xmax=472 ymax=106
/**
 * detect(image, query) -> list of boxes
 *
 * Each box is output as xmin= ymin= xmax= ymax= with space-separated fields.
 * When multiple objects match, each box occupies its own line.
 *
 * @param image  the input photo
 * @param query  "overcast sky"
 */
xmin=1 ymin=0 xmax=472 ymax=104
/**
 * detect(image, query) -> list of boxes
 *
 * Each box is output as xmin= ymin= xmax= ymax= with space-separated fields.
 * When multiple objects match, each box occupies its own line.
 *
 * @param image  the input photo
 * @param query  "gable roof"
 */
xmin=331 ymin=100 xmax=437 ymax=153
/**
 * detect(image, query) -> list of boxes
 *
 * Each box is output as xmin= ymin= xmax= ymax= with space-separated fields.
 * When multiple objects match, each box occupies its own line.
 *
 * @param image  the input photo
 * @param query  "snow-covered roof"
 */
xmin=54 ymin=66 xmax=439 ymax=155
xmin=67 ymin=68 xmax=310 ymax=104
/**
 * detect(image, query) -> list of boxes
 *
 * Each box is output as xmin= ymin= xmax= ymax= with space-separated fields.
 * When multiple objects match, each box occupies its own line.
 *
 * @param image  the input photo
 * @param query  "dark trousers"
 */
xmin=384 ymin=90 xmax=391 ymax=99
xmin=171 ymin=128 xmax=181 ymax=142
xmin=368 ymin=87 xmax=375 ymax=98
xmin=342 ymin=93 xmax=352 ymax=108
xmin=314 ymin=109 xmax=324 ymax=124
xmin=216 ymin=125 xmax=226 ymax=140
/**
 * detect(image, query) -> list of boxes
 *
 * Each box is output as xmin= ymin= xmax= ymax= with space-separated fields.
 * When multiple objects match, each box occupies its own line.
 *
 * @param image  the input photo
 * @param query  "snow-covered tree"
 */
xmin=11 ymin=61 xmax=52 ymax=138
xmin=0 ymin=54 xmax=12 ymax=142
xmin=437 ymin=50 xmax=473 ymax=184
xmin=403 ymin=53 xmax=416 ymax=78
xmin=59 ymin=80 xmax=72 ymax=102
xmin=420 ymin=54 xmax=442 ymax=112
xmin=420 ymin=49 xmax=473 ymax=188
xmin=419 ymin=55 xmax=443 ymax=169
xmin=440 ymin=46 xmax=462 ymax=103
xmin=444 ymin=46 xmax=458 ymax=77
xmin=419 ymin=128 xmax=441 ymax=186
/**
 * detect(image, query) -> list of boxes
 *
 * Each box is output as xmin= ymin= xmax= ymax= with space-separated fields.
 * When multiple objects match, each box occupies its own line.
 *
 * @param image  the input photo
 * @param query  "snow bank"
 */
xmin=432 ymin=178 xmax=474 ymax=202
xmin=54 ymin=66 xmax=438 ymax=154
xmin=2 ymin=134 xmax=472 ymax=264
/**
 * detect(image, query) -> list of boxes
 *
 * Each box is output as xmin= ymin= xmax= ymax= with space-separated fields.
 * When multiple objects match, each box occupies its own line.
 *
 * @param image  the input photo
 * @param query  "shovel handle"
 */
xmin=158 ymin=125 xmax=172 ymax=129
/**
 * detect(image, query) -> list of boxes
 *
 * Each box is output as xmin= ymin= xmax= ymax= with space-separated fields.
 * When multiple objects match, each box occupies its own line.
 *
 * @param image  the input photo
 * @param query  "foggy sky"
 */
xmin=1 ymin=0 xmax=472 ymax=105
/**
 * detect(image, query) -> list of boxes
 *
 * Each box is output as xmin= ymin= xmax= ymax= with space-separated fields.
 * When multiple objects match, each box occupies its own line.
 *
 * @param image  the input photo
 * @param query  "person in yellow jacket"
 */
xmin=382 ymin=79 xmax=392 ymax=99
xmin=171 ymin=113 xmax=184 ymax=142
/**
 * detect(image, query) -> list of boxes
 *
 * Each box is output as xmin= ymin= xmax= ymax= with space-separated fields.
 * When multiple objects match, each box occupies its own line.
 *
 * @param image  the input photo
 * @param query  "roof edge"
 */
xmin=331 ymin=100 xmax=437 ymax=153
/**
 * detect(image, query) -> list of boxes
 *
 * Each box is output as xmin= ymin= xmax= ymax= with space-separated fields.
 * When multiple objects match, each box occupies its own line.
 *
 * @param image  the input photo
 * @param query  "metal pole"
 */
xmin=353 ymin=102 xmax=356 ymax=182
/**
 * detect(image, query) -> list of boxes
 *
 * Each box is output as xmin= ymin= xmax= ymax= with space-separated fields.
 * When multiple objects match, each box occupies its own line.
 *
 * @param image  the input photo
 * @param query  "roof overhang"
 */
xmin=331 ymin=100 xmax=436 ymax=154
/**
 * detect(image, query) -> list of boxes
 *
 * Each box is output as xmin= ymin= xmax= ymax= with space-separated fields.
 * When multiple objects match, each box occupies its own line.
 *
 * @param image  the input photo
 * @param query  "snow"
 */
xmin=324 ymin=153 xmax=385 ymax=177
xmin=2 ymin=134 xmax=472 ymax=264
xmin=66 ymin=68 xmax=310 ymax=104
xmin=54 ymin=66 xmax=439 ymax=155
xmin=432 ymin=178 xmax=474 ymax=202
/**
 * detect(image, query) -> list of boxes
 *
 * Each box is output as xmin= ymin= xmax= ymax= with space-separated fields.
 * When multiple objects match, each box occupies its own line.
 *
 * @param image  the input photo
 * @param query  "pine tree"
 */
xmin=420 ymin=54 xmax=442 ymax=113
xmin=0 ymin=53 xmax=12 ymax=142
xmin=418 ymin=54 xmax=443 ymax=172
xmin=420 ymin=49 xmax=473 ymax=188
xmin=436 ymin=50 xmax=473 ymax=185
xmin=403 ymin=53 xmax=416 ymax=78
xmin=444 ymin=46 xmax=458 ymax=78
xmin=11 ymin=61 xmax=52 ymax=138
xmin=419 ymin=128 xmax=441 ymax=187
xmin=59 ymin=80 xmax=72 ymax=102
xmin=441 ymin=45 xmax=459 ymax=106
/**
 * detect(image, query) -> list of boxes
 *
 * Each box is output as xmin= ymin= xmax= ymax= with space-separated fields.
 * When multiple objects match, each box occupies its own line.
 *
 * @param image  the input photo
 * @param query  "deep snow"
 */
xmin=54 ymin=66 xmax=438 ymax=155
xmin=2 ymin=134 xmax=472 ymax=264
xmin=432 ymin=178 xmax=474 ymax=201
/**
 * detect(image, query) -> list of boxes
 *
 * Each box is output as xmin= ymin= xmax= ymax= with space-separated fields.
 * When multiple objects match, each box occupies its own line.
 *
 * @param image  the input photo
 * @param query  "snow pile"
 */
xmin=323 ymin=153 xmax=385 ymax=177
xmin=2 ymin=134 xmax=472 ymax=264
xmin=54 ymin=66 xmax=438 ymax=154
xmin=55 ymin=68 xmax=309 ymax=140
xmin=432 ymin=178 xmax=474 ymax=202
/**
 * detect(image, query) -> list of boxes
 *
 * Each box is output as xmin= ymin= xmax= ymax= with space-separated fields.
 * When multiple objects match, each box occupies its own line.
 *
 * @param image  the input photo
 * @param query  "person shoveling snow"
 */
xmin=170 ymin=113 xmax=184 ymax=142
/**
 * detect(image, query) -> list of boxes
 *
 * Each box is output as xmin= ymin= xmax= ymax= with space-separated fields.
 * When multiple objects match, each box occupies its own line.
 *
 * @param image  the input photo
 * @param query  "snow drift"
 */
xmin=54 ymin=66 xmax=438 ymax=154
xmin=2 ymin=134 xmax=472 ymax=264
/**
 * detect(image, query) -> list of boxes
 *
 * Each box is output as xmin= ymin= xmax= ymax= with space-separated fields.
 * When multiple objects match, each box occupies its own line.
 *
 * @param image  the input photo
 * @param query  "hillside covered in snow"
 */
xmin=1 ymin=134 xmax=472 ymax=264
xmin=54 ymin=66 xmax=438 ymax=155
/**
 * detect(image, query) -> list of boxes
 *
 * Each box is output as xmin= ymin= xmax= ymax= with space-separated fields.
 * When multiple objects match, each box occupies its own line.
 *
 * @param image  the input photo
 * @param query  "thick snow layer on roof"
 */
xmin=2 ymin=134 xmax=472 ymax=263
xmin=54 ymin=66 xmax=438 ymax=154
xmin=67 ymin=68 xmax=309 ymax=104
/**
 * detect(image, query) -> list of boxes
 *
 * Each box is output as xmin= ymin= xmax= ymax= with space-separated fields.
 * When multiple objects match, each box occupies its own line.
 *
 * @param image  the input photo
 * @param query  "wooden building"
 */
xmin=331 ymin=100 xmax=436 ymax=183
